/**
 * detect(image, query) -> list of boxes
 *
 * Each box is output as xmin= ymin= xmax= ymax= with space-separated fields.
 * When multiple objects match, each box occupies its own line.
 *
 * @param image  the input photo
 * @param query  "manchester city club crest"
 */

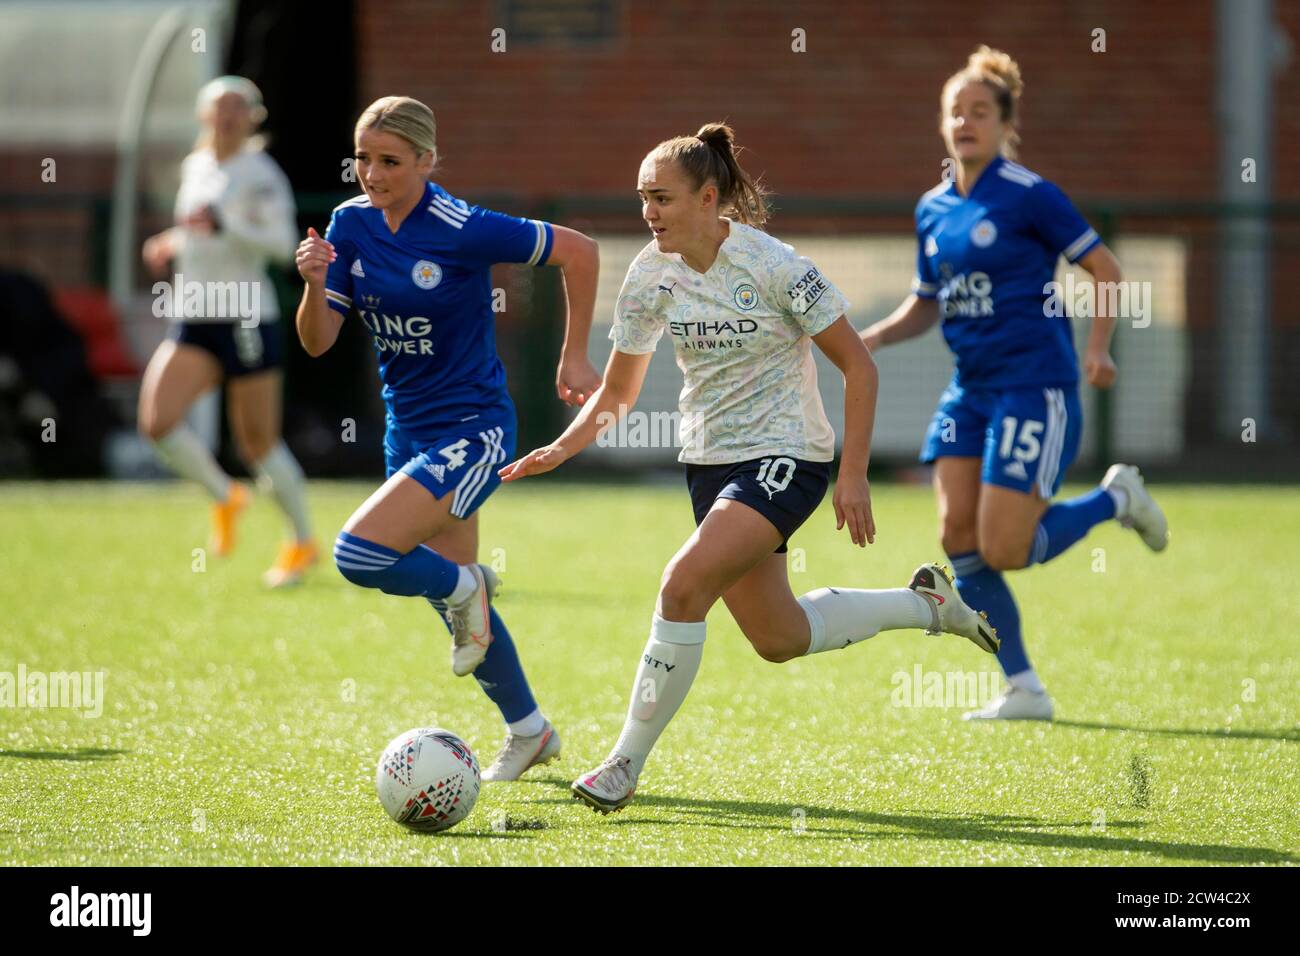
xmin=411 ymin=260 xmax=443 ymax=289
xmin=970 ymin=219 xmax=998 ymax=248
xmin=733 ymin=283 xmax=758 ymax=311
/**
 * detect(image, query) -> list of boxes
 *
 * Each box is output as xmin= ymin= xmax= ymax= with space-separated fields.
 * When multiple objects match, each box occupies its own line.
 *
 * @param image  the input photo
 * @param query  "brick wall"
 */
xmin=351 ymin=0 xmax=1293 ymax=202
xmin=4 ymin=1 xmax=1297 ymax=295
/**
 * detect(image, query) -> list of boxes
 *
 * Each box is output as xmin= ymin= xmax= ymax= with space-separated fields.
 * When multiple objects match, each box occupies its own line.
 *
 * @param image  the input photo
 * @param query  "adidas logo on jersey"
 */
xmin=423 ymin=463 xmax=447 ymax=483
xmin=351 ymin=259 xmax=366 ymax=278
xmin=1003 ymin=460 xmax=1029 ymax=480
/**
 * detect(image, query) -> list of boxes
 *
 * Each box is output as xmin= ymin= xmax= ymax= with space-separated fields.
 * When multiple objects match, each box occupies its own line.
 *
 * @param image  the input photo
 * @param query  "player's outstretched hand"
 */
xmin=141 ymin=230 xmax=177 ymax=279
xmin=1084 ymin=348 xmax=1117 ymax=389
xmin=833 ymin=475 xmax=876 ymax=547
xmin=498 ymin=444 xmax=570 ymax=482
xmin=557 ymin=354 xmax=602 ymax=406
xmin=296 ymin=227 xmax=335 ymax=287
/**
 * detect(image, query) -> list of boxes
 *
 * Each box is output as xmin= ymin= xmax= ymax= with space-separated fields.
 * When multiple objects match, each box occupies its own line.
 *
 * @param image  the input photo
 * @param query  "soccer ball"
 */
xmin=375 ymin=727 xmax=481 ymax=832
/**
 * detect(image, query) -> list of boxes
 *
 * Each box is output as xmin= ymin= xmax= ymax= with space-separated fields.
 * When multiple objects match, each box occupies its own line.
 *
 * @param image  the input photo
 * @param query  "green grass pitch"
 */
xmin=0 ymin=480 xmax=1295 ymax=866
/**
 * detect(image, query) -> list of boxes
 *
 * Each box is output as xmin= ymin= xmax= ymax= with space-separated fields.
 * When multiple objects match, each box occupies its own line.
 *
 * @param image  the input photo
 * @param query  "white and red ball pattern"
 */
xmin=375 ymin=728 xmax=480 ymax=832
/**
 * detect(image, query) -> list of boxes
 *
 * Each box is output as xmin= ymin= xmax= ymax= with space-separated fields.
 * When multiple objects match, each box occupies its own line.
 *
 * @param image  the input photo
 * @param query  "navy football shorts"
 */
xmin=170 ymin=320 xmax=282 ymax=378
xmin=686 ymin=455 xmax=830 ymax=554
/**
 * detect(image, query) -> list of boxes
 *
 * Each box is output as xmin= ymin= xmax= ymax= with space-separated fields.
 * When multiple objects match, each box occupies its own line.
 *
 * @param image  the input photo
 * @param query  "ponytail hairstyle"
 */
xmin=355 ymin=96 xmax=438 ymax=171
xmin=941 ymin=45 xmax=1024 ymax=159
xmin=648 ymin=122 xmax=769 ymax=227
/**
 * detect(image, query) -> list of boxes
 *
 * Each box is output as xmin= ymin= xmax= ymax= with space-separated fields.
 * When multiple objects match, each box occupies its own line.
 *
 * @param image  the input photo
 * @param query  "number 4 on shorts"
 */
xmin=439 ymin=439 xmax=471 ymax=471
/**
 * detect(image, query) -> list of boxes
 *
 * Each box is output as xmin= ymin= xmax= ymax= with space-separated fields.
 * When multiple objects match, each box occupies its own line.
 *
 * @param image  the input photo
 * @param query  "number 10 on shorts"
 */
xmin=757 ymin=457 xmax=796 ymax=499
xmin=998 ymin=417 xmax=1043 ymax=463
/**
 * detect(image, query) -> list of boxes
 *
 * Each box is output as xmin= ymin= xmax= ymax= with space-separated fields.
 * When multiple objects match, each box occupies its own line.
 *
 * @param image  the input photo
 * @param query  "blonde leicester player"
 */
xmin=501 ymin=124 xmax=1000 ymax=813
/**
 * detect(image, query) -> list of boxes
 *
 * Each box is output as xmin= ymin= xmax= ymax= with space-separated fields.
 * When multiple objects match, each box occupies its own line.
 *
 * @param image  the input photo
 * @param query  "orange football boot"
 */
xmin=209 ymin=482 xmax=250 ymax=557
xmin=262 ymin=539 xmax=320 ymax=588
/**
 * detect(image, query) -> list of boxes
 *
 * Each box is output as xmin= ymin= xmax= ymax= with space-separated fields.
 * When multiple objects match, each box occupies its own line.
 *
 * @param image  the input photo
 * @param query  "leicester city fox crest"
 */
xmin=411 ymin=260 xmax=442 ymax=289
xmin=970 ymin=220 xmax=998 ymax=248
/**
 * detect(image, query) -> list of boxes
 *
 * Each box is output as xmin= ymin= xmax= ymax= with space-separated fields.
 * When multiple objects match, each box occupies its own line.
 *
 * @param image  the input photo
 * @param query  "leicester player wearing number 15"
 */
xmin=295 ymin=97 xmax=603 ymax=780
xmin=501 ymin=124 xmax=1000 ymax=813
xmin=862 ymin=48 xmax=1170 ymax=721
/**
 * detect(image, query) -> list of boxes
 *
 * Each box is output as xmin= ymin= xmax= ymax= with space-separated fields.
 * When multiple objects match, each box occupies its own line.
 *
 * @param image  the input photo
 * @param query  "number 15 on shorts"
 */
xmin=999 ymin=416 xmax=1043 ymax=463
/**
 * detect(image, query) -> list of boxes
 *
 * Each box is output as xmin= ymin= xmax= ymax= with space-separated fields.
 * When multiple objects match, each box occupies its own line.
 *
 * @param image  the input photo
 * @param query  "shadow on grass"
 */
xmin=501 ymin=773 xmax=572 ymax=788
xmin=1054 ymin=720 xmax=1299 ymax=743
xmin=495 ymin=588 xmax=634 ymax=610
xmin=0 ymin=748 xmax=128 ymax=761
xmin=535 ymin=794 xmax=1296 ymax=864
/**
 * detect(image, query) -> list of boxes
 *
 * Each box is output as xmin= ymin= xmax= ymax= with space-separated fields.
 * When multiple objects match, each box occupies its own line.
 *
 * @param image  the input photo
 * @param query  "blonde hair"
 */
xmin=941 ymin=45 xmax=1024 ymax=158
xmin=355 ymin=96 xmax=438 ymax=167
xmin=648 ymin=122 xmax=769 ymax=227
xmin=193 ymin=75 xmax=267 ymax=153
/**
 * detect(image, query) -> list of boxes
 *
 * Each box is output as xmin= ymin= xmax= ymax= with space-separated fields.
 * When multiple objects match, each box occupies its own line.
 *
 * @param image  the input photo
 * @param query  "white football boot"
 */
xmin=1102 ymin=464 xmax=1169 ymax=552
xmin=963 ymin=684 xmax=1054 ymax=721
xmin=572 ymin=755 xmax=637 ymax=814
xmin=444 ymin=564 xmax=499 ymax=676
xmin=908 ymin=563 xmax=1000 ymax=653
xmin=481 ymin=721 xmax=562 ymax=782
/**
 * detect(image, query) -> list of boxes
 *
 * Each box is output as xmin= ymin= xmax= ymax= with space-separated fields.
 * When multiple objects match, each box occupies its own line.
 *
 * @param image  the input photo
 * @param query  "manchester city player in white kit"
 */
xmin=138 ymin=76 xmax=317 ymax=587
xmin=501 ymin=124 xmax=1000 ymax=813
xmin=296 ymin=97 xmax=602 ymax=780
xmin=862 ymin=48 xmax=1169 ymax=721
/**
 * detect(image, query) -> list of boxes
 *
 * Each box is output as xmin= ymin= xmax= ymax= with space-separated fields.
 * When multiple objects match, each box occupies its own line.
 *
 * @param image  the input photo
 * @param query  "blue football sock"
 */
xmin=428 ymin=600 xmax=538 ymax=724
xmin=332 ymin=531 xmax=460 ymax=599
xmin=949 ymin=551 xmax=1030 ymax=677
xmin=472 ymin=608 xmax=539 ymax=724
xmin=1028 ymin=487 xmax=1117 ymax=566
xmin=334 ymin=533 xmax=538 ymax=725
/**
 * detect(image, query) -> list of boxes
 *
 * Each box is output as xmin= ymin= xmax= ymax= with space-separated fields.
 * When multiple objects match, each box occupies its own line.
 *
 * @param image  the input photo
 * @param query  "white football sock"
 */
xmin=252 ymin=441 xmax=312 ymax=541
xmin=612 ymin=615 xmax=705 ymax=778
xmin=507 ymin=707 xmax=546 ymax=738
xmin=798 ymin=587 xmax=932 ymax=655
xmin=1006 ymin=668 xmax=1046 ymax=694
xmin=154 ymin=424 xmax=231 ymax=501
xmin=1105 ymin=484 xmax=1129 ymax=519
xmin=446 ymin=564 xmax=479 ymax=605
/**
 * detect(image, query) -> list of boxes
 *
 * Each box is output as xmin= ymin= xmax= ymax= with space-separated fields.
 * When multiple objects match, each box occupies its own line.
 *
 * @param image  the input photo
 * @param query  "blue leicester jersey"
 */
xmin=912 ymin=156 xmax=1101 ymax=389
xmin=323 ymin=181 xmax=554 ymax=434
